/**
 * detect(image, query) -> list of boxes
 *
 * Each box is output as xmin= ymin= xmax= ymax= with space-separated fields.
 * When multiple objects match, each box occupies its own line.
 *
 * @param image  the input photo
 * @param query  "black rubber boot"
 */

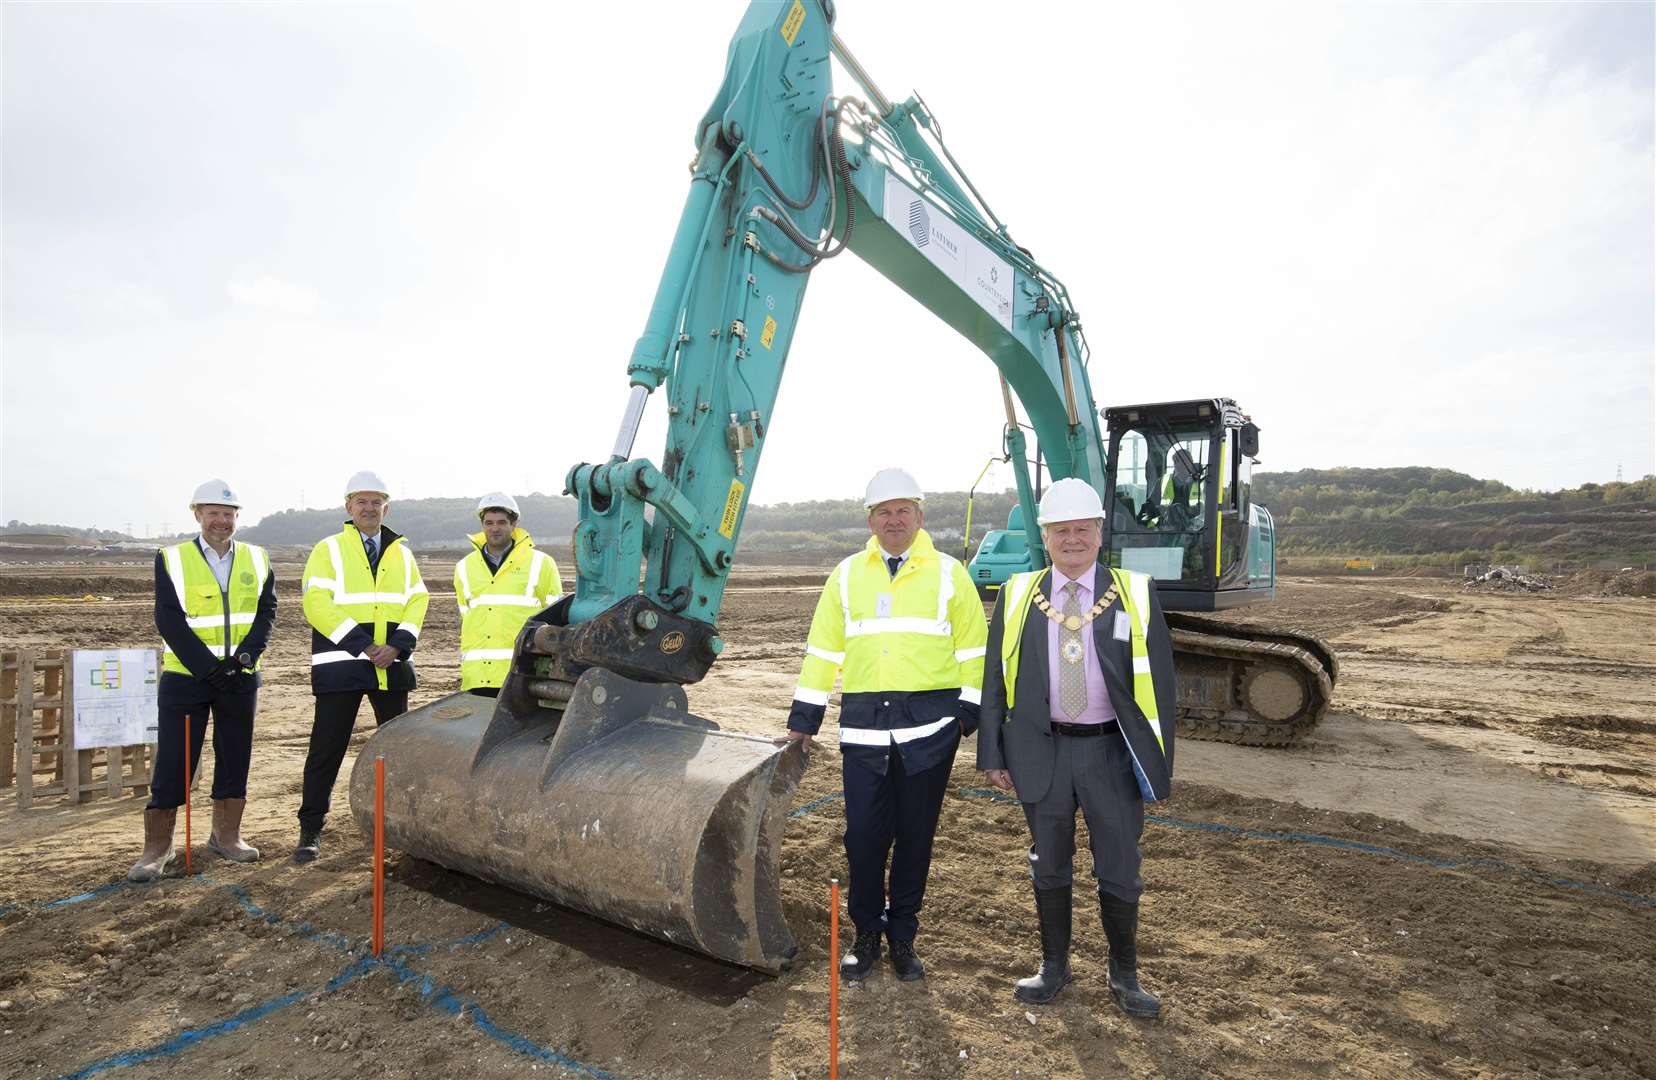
xmin=888 ymin=937 xmax=925 ymax=982
xmin=293 ymin=826 xmax=321 ymax=864
xmin=840 ymin=928 xmax=881 ymax=982
xmin=1014 ymin=886 xmax=1073 ymax=1004
xmin=1099 ymin=890 xmax=1161 ymax=1018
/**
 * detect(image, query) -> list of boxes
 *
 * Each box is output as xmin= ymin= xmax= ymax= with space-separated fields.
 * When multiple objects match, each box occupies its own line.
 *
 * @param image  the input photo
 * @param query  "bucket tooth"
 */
xmin=348 ymin=669 xmax=805 ymax=971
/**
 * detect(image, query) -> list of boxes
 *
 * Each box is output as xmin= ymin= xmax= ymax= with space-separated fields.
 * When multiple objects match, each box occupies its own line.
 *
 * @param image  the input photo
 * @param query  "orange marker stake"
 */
xmin=373 ymin=756 xmax=385 ymax=957
xmin=182 ymin=714 xmax=193 ymax=877
xmin=829 ymin=877 xmax=839 ymax=1080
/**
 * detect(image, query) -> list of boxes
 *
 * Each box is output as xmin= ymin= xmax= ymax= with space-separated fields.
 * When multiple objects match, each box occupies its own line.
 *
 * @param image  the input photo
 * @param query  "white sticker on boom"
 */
xmin=876 ymin=594 xmax=893 ymax=618
xmin=1112 ymin=611 xmax=1131 ymax=642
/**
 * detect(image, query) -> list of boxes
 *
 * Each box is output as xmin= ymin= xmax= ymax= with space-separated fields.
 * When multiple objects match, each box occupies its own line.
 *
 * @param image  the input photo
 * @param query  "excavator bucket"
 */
xmin=347 ymin=665 xmax=806 ymax=971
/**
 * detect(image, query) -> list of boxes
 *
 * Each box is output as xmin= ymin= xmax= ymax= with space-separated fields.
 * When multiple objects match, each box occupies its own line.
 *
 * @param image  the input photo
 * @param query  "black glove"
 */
xmin=205 ymin=656 xmax=241 ymax=692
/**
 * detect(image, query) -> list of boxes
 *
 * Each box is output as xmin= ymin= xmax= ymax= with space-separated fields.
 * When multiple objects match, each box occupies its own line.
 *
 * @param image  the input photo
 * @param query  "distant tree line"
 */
xmin=2 ymin=520 xmax=127 ymax=541
xmin=20 ymin=467 xmax=1645 ymax=568
xmin=1256 ymin=468 xmax=1655 ymax=566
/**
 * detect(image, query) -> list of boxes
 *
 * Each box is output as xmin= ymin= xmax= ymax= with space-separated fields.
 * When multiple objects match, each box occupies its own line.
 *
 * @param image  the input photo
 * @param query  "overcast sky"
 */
xmin=2 ymin=1 xmax=1651 ymax=534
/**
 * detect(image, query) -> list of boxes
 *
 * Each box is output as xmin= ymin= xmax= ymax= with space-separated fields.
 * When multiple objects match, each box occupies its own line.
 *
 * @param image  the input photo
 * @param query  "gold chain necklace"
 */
xmin=1032 ymin=581 xmax=1118 ymax=633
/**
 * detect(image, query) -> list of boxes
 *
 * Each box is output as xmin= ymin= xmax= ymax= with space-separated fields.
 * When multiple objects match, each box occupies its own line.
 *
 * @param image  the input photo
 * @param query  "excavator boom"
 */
xmin=350 ymin=0 xmax=1336 ymax=971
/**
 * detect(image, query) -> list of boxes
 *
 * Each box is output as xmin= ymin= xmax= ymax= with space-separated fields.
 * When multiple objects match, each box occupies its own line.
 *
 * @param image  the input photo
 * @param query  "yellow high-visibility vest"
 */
xmin=794 ymin=529 xmax=987 ymax=710
xmin=159 ymin=540 xmax=270 ymax=676
xmin=454 ymin=527 xmax=562 ymax=690
xmin=302 ymin=524 xmax=429 ymax=692
xmin=997 ymin=565 xmax=1164 ymax=754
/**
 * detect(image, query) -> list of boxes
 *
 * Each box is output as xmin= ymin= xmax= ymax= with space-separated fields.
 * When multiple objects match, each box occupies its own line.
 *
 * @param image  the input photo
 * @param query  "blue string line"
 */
xmin=29 ymin=779 xmax=1654 ymax=1079
xmin=371 ymin=952 xmax=623 ymax=1080
xmin=793 ymin=784 xmax=1656 ymax=909
xmin=41 ymin=878 xmax=614 ymax=1080
xmin=788 ymin=791 xmax=845 ymax=818
xmin=56 ymin=987 xmax=317 ymax=1080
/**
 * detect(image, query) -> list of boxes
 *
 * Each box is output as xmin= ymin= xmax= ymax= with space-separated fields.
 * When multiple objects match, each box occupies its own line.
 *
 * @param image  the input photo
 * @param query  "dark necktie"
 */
xmin=887 ymin=556 xmax=902 ymax=579
xmin=364 ymin=535 xmax=378 ymax=567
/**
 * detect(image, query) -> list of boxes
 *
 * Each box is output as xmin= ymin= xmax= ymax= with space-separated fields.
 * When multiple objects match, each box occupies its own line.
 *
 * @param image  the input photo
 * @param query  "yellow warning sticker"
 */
xmin=760 ymin=315 xmax=778 ymax=350
xmin=780 ymin=0 xmax=805 ymax=47
xmin=719 ymin=479 xmax=746 ymax=539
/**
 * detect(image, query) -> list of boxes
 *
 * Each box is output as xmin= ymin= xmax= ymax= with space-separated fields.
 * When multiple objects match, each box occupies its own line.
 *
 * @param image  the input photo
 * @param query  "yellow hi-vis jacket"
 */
xmin=787 ymin=529 xmax=988 ymax=773
xmin=989 ymin=565 xmax=1173 ymax=801
xmin=157 ymin=540 xmax=273 ymax=676
xmin=454 ymin=527 xmax=562 ymax=691
xmin=303 ymin=523 xmax=429 ymax=693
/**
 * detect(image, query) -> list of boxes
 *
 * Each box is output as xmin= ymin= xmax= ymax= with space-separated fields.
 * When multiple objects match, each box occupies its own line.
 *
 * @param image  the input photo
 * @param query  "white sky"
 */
xmin=2 ymin=1 xmax=1652 ymax=533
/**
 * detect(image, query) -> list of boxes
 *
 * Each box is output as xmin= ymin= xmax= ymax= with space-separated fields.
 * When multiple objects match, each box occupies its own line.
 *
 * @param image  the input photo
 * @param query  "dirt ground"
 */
xmin=1 ymin=561 xmax=1653 ymax=1080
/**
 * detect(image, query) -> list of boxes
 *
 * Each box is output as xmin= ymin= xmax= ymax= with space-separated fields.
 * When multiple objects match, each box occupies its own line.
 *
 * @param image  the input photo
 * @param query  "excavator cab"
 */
xmin=1102 ymin=397 xmax=1275 ymax=611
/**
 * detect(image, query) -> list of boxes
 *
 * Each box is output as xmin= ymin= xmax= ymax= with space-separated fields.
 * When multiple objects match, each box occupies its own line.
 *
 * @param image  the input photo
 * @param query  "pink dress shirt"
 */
xmin=1046 ymin=566 xmax=1118 ymax=726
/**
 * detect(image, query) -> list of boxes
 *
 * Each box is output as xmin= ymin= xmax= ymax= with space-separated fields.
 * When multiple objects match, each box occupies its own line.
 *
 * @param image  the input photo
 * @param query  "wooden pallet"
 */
xmin=1 ymin=648 xmax=154 ymax=808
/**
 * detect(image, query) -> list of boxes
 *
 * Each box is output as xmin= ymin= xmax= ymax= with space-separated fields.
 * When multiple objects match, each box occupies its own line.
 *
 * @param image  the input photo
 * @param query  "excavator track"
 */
xmin=1163 ymin=612 xmax=1338 ymax=747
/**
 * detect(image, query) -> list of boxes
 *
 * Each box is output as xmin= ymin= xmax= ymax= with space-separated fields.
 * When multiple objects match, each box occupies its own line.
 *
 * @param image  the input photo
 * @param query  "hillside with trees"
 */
xmin=1256 ymin=468 xmax=1655 ymax=569
xmin=228 ymin=468 xmax=1655 ymax=571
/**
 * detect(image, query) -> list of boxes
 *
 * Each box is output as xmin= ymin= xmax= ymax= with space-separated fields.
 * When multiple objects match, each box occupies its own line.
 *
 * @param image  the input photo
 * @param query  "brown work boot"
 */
xmin=207 ymin=798 xmax=260 ymax=862
xmin=127 ymin=808 xmax=178 ymax=882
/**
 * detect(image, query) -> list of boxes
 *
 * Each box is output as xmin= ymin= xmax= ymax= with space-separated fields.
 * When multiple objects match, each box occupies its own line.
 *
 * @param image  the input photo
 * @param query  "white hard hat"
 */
xmin=863 ymin=467 xmax=924 ymax=509
xmin=344 ymin=470 xmax=391 ymax=499
xmin=1036 ymin=478 xmax=1104 ymax=525
xmin=189 ymin=479 xmax=242 ymax=509
xmin=475 ymin=492 xmax=520 ymax=519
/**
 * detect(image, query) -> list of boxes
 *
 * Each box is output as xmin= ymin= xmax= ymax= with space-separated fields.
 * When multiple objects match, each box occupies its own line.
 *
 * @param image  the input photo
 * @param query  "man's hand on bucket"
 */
xmin=774 ymin=730 xmax=813 ymax=760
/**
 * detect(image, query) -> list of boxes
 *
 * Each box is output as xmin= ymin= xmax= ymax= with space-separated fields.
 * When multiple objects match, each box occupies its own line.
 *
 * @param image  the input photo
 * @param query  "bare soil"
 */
xmin=1 ymin=564 xmax=1653 ymax=1080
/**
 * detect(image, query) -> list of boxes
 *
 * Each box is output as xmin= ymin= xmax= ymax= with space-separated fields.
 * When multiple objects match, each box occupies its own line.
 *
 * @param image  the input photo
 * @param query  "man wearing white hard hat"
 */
xmin=453 ymin=493 xmax=562 ymax=696
xmin=129 ymin=480 xmax=278 ymax=882
xmin=293 ymin=470 xmax=429 ymax=863
xmin=781 ymin=468 xmax=987 ymax=983
xmin=976 ymin=477 xmax=1177 ymax=1017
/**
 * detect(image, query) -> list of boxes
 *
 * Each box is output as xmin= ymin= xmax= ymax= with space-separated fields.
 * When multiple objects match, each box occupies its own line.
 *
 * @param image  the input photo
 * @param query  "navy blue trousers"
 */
xmin=842 ymin=739 xmax=957 ymax=940
xmin=297 ymin=690 xmax=407 ymax=831
xmin=146 ymin=691 xmax=256 ymax=809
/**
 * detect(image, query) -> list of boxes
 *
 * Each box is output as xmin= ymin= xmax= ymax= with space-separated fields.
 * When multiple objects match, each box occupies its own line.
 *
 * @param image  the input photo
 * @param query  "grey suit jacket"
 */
xmin=976 ymin=564 xmax=1177 ymax=804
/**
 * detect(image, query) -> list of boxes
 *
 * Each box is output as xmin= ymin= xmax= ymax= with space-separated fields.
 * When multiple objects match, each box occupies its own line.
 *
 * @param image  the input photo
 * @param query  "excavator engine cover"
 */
xmin=347 ymin=665 xmax=806 ymax=972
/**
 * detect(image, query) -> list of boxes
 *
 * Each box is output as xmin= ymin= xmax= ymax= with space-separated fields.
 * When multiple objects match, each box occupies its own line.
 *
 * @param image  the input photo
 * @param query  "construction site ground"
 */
xmin=1 ymin=563 xmax=1652 ymax=1080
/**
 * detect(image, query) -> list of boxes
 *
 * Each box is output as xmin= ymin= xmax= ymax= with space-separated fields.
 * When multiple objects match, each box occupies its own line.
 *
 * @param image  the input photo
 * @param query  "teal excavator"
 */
xmin=350 ymin=0 xmax=1335 ymax=972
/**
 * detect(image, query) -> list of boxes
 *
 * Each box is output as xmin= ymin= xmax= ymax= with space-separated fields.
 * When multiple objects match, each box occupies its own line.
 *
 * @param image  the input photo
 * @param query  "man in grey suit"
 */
xmin=977 ymin=478 xmax=1177 ymax=1017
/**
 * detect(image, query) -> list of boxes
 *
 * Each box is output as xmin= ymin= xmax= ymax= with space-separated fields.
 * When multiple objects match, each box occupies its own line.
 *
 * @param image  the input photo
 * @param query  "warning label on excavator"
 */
xmin=760 ymin=315 xmax=777 ymax=349
xmin=780 ymin=0 xmax=805 ymax=46
xmin=719 ymin=479 xmax=746 ymax=538
xmin=884 ymin=173 xmax=1014 ymax=330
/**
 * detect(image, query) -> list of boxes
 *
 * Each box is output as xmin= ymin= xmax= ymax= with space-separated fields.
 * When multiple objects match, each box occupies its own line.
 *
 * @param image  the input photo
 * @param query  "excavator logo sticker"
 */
xmin=719 ymin=478 xmax=745 ymax=539
xmin=780 ymin=0 xmax=805 ymax=46
xmin=660 ymin=632 xmax=685 ymax=655
xmin=760 ymin=315 xmax=777 ymax=349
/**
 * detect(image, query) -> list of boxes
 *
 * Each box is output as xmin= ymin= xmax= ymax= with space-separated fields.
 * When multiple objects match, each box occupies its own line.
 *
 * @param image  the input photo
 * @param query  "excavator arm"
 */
xmin=558 ymin=2 xmax=1105 ymax=696
xmin=348 ymin=0 xmax=1332 ymax=974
